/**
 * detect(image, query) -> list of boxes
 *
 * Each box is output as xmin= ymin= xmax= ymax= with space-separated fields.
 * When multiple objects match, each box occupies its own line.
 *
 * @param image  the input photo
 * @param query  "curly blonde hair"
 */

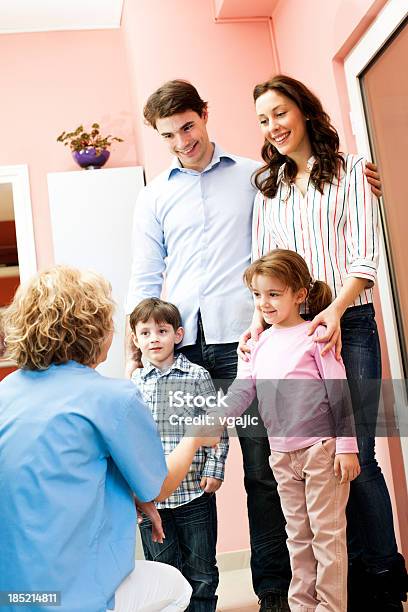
xmin=1 ymin=266 xmax=115 ymax=370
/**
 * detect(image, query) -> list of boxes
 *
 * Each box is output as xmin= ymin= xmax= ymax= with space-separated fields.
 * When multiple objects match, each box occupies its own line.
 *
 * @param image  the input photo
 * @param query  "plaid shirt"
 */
xmin=131 ymin=353 xmax=229 ymax=509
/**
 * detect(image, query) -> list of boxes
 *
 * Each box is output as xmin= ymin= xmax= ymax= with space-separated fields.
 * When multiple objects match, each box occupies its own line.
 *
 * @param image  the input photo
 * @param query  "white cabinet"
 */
xmin=47 ymin=166 xmax=144 ymax=378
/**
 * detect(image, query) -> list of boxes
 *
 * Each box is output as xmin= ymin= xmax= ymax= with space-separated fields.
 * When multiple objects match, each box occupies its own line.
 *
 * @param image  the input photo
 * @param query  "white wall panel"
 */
xmin=48 ymin=166 xmax=144 ymax=378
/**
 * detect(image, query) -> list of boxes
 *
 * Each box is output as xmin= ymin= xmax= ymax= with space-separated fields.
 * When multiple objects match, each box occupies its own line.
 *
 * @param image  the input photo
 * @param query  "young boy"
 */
xmin=129 ymin=297 xmax=229 ymax=612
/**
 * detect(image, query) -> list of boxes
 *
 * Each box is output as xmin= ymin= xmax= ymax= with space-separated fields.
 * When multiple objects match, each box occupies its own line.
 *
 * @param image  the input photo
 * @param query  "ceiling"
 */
xmin=214 ymin=0 xmax=280 ymax=19
xmin=0 ymin=0 xmax=123 ymax=34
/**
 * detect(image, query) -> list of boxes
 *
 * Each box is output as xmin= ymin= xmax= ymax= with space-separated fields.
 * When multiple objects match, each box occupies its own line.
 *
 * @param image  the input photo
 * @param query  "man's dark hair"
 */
xmin=129 ymin=298 xmax=182 ymax=333
xmin=143 ymin=80 xmax=207 ymax=129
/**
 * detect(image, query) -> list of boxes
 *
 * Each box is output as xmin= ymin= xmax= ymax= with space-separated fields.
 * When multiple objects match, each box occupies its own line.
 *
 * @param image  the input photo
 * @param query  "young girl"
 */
xmin=226 ymin=248 xmax=360 ymax=612
xmin=239 ymin=74 xmax=407 ymax=611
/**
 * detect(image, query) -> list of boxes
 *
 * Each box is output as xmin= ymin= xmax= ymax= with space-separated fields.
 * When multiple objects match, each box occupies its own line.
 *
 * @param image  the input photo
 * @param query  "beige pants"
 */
xmin=270 ymin=439 xmax=350 ymax=612
xmin=113 ymin=560 xmax=192 ymax=611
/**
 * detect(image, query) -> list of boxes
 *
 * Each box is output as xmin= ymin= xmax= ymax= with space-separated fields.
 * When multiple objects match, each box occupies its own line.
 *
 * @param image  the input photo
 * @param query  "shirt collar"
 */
xmin=167 ymin=143 xmax=236 ymax=179
xmin=277 ymin=155 xmax=316 ymax=185
xmin=140 ymin=352 xmax=192 ymax=379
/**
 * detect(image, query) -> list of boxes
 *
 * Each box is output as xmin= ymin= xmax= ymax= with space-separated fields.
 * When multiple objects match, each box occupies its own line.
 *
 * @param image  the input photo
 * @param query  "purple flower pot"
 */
xmin=72 ymin=147 xmax=110 ymax=170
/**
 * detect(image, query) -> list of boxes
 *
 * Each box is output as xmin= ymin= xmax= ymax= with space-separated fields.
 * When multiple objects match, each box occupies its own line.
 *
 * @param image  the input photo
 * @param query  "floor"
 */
xmin=137 ymin=536 xmax=408 ymax=611
xmin=216 ymin=566 xmax=408 ymax=611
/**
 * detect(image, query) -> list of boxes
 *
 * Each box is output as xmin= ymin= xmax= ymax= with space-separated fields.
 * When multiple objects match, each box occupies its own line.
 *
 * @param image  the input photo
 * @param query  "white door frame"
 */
xmin=0 ymin=164 xmax=37 ymax=282
xmin=344 ymin=0 xmax=408 ymax=462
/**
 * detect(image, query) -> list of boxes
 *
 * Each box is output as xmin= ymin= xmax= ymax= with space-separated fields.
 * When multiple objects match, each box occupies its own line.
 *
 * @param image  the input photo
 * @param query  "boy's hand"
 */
xmin=135 ymin=499 xmax=165 ymax=543
xmin=200 ymin=477 xmax=222 ymax=493
xmin=334 ymin=453 xmax=360 ymax=484
xmin=195 ymin=436 xmax=220 ymax=449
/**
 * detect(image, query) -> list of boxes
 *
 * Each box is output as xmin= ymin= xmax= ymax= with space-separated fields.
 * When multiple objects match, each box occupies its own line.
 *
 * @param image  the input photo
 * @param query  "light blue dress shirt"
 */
xmin=125 ymin=144 xmax=260 ymax=347
xmin=0 ymin=361 xmax=167 ymax=612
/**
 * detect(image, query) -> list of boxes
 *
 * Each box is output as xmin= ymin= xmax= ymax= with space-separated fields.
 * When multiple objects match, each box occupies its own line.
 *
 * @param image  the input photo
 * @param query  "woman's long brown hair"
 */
xmin=253 ymin=75 xmax=345 ymax=198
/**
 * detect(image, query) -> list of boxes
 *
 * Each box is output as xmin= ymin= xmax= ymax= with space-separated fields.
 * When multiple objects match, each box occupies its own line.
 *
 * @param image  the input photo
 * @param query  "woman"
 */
xmin=0 ymin=266 xmax=218 ymax=612
xmin=241 ymin=75 xmax=407 ymax=611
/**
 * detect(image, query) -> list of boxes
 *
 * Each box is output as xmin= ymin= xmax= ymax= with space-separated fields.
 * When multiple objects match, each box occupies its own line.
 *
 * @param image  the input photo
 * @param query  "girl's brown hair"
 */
xmin=244 ymin=249 xmax=332 ymax=317
xmin=252 ymin=74 xmax=345 ymax=198
xmin=1 ymin=266 xmax=114 ymax=370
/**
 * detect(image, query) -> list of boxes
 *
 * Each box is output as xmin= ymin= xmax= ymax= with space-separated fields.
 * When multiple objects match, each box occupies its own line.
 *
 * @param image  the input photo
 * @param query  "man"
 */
xmin=125 ymin=80 xmax=382 ymax=612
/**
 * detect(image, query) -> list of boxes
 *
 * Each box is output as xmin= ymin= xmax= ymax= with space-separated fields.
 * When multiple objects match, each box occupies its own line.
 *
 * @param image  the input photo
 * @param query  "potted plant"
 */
xmin=57 ymin=123 xmax=123 ymax=169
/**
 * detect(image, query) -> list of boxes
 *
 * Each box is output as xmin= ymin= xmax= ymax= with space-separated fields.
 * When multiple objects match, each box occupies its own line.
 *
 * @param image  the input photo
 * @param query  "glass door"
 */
xmin=360 ymin=16 xmax=408 ymax=377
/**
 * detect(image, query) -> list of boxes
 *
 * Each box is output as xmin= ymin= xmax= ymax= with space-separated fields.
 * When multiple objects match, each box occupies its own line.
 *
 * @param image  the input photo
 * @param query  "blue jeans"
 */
xmin=140 ymin=493 xmax=218 ymax=612
xmin=179 ymin=314 xmax=291 ymax=598
xmin=340 ymin=304 xmax=399 ymax=571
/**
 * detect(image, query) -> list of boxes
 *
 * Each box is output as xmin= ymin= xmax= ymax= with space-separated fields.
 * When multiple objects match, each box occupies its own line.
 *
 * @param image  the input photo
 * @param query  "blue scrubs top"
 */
xmin=0 ymin=361 xmax=168 ymax=612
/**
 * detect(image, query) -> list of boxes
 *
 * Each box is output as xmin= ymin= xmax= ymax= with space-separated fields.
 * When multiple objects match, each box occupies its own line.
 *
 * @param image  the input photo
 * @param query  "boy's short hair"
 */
xmin=129 ymin=298 xmax=182 ymax=333
xmin=143 ymin=80 xmax=207 ymax=129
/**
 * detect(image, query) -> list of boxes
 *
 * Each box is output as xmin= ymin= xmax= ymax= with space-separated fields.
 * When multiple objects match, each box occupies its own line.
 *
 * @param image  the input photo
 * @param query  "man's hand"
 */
xmin=125 ymin=351 xmax=142 ymax=379
xmin=237 ymin=327 xmax=252 ymax=361
xmin=364 ymin=161 xmax=382 ymax=198
xmin=135 ymin=499 xmax=165 ymax=543
xmin=237 ymin=310 xmax=266 ymax=361
xmin=334 ymin=453 xmax=360 ymax=484
xmin=200 ymin=477 xmax=223 ymax=493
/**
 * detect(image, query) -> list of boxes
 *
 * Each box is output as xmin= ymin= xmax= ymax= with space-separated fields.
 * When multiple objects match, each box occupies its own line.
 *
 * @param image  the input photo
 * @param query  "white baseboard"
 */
xmin=216 ymin=548 xmax=251 ymax=573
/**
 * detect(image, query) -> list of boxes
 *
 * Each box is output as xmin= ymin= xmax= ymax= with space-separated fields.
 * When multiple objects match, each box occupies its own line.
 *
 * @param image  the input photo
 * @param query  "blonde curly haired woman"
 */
xmin=0 ymin=266 xmax=218 ymax=612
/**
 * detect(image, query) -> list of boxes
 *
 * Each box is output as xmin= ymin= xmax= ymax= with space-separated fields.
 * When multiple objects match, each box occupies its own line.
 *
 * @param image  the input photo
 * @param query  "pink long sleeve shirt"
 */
xmin=227 ymin=321 xmax=358 ymax=454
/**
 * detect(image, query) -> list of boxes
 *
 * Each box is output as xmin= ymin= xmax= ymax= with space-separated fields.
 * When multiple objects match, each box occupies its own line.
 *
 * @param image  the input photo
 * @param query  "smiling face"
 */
xmin=251 ymin=273 xmax=307 ymax=328
xmin=156 ymin=109 xmax=214 ymax=172
xmin=255 ymin=89 xmax=312 ymax=166
xmin=133 ymin=317 xmax=184 ymax=370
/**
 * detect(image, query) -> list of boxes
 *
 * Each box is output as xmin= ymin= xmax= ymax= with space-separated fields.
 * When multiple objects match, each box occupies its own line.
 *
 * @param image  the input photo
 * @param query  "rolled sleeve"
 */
xmin=202 ymin=429 xmax=229 ymax=480
xmin=125 ymin=187 xmax=166 ymax=314
xmin=345 ymin=158 xmax=379 ymax=287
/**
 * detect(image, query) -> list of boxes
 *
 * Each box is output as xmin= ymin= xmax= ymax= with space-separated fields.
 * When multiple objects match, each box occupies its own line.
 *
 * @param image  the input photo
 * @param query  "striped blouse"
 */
xmin=252 ymin=154 xmax=379 ymax=307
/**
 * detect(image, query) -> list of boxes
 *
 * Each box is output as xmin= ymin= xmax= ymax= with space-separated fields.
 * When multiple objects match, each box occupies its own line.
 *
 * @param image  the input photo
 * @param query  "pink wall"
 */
xmin=0 ymin=29 xmax=138 ymax=269
xmin=272 ymin=0 xmax=407 ymax=555
xmin=272 ymin=0 xmax=387 ymax=152
xmin=122 ymin=0 xmax=273 ymax=180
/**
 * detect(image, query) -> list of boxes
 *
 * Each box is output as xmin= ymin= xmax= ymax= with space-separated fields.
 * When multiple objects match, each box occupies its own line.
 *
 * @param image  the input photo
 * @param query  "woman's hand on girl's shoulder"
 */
xmin=308 ymin=304 xmax=342 ymax=360
xmin=334 ymin=453 xmax=361 ymax=484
